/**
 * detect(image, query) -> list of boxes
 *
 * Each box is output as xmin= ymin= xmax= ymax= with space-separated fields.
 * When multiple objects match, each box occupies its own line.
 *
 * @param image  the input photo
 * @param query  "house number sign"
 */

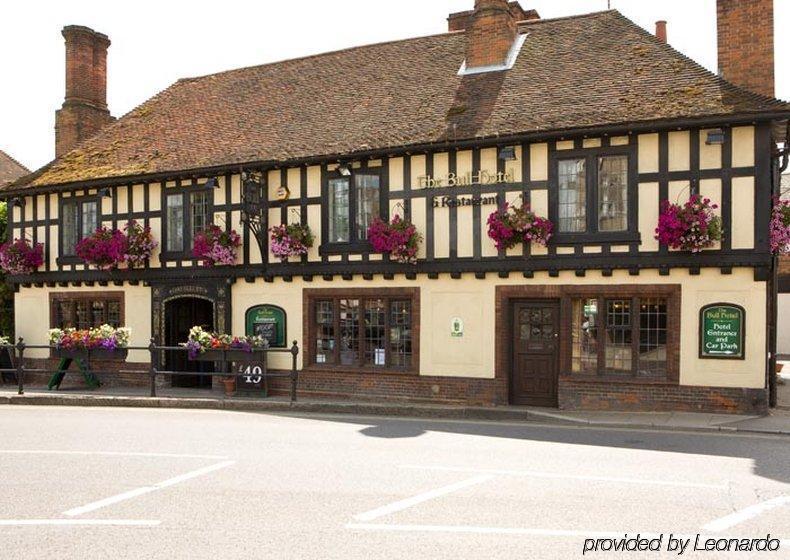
xmin=700 ymin=303 xmax=745 ymax=359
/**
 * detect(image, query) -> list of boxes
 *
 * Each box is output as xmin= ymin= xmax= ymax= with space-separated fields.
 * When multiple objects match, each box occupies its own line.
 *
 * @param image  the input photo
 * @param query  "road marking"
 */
xmin=702 ymin=495 xmax=790 ymax=532
xmin=0 ymin=450 xmax=228 ymax=460
xmin=346 ymin=523 xmax=790 ymax=546
xmin=0 ymin=519 xmax=160 ymax=527
xmin=353 ymin=475 xmax=495 ymax=522
xmin=63 ymin=460 xmax=235 ymax=517
xmin=401 ymin=465 xmax=724 ymax=490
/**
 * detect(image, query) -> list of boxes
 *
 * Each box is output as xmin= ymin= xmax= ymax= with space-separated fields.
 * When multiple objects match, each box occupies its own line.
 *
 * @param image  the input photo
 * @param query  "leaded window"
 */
xmin=326 ymin=172 xmax=381 ymax=245
xmin=61 ymin=198 xmax=100 ymax=256
xmin=558 ymin=159 xmax=586 ymax=233
xmin=164 ymin=188 xmax=214 ymax=255
xmin=51 ymin=293 xmax=123 ymax=329
xmin=598 ymin=155 xmax=628 ymax=232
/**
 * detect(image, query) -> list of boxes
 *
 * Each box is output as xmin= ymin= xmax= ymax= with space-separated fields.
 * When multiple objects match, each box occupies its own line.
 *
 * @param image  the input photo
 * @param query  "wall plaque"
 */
xmin=700 ymin=303 xmax=745 ymax=359
xmin=245 ymin=305 xmax=286 ymax=348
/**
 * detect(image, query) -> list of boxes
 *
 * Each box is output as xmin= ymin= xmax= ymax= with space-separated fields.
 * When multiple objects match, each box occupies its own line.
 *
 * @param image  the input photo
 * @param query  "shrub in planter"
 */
xmin=124 ymin=220 xmax=158 ymax=267
xmin=193 ymin=225 xmax=241 ymax=266
xmin=486 ymin=201 xmax=553 ymax=251
xmin=0 ymin=238 xmax=44 ymax=275
xmin=184 ymin=326 xmax=266 ymax=360
xmin=270 ymin=223 xmax=314 ymax=259
xmin=367 ymin=215 xmax=422 ymax=264
xmin=76 ymin=227 xmax=127 ymax=270
xmin=770 ymin=198 xmax=790 ymax=255
xmin=655 ymin=195 xmax=722 ymax=253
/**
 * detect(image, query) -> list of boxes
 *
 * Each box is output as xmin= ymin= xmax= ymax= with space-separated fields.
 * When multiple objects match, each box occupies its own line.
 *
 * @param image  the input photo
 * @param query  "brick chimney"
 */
xmin=55 ymin=25 xmax=114 ymax=158
xmin=716 ymin=0 xmax=774 ymax=98
xmin=457 ymin=0 xmax=532 ymax=70
xmin=448 ymin=1 xmax=537 ymax=32
xmin=655 ymin=20 xmax=667 ymax=43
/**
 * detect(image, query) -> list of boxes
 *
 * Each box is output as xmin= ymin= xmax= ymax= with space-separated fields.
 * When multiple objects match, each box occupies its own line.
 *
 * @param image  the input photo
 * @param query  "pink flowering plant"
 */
xmin=486 ymin=200 xmax=553 ymax=251
xmin=655 ymin=195 xmax=722 ymax=253
xmin=192 ymin=224 xmax=241 ymax=266
xmin=269 ymin=223 xmax=314 ymax=259
xmin=0 ymin=238 xmax=44 ymax=275
xmin=367 ymin=214 xmax=422 ymax=264
xmin=770 ymin=198 xmax=790 ymax=255
xmin=76 ymin=227 xmax=128 ymax=270
xmin=124 ymin=220 xmax=158 ymax=267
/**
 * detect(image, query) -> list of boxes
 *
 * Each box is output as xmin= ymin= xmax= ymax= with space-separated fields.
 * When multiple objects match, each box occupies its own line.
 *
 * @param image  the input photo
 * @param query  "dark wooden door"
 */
xmin=510 ymin=301 xmax=559 ymax=407
xmin=165 ymin=297 xmax=214 ymax=388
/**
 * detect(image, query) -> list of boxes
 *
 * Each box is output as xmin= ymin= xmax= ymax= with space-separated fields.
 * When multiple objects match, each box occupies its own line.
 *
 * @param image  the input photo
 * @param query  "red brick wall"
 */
xmin=465 ymin=0 xmax=518 ymax=68
xmin=717 ymin=0 xmax=774 ymax=98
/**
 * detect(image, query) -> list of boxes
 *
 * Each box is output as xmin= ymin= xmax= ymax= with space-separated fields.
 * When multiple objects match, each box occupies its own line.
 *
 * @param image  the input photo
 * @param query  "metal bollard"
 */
xmin=148 ymin=338 xmax=157 ymax=397
xmin=290 ymin=340 xmax=299 ymax=403
xmin=15 ymin=337 xmax=25 ymax=396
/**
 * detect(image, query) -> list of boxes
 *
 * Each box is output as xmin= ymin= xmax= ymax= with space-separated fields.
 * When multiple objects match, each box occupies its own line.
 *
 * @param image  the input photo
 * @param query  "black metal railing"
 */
xmin=0 ymin=338 xmax=300 ymax=402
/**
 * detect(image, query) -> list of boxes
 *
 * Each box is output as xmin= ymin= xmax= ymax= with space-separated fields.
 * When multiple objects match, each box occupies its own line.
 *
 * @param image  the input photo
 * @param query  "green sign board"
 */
xmin=245 ymin=305 xmax=286 ymax=348
xmin=700 ymin=304 xmax=745 ymax=359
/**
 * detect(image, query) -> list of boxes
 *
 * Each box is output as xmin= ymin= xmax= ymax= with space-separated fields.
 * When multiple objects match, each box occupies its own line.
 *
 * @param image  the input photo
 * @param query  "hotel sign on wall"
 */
xmin=699 ymin=304 xmax=745 ymax=359
xmin=419 ymin=171 xmax=513 ymax=208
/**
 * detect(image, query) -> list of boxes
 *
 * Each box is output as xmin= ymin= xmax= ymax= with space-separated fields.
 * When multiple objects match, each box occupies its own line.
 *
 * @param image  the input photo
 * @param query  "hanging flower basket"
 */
xmin=193 ymin=225 xmax=241 ymax=266
xmin=76 ymin=226 xmax=127 ymax=270
xmin=770 ymin=198 xmax=790 ymax=255
xmin=0 ymin=238 xmax=44 ymax=275
xmin=124 ymin=220 xmax=158 ymax=267
xmin=270 ymin=223 xmax=314 ymax=259
xmin=486 ymin=201 xmax=553 ymax=250
xmin=655 ymin=195 xmax=722 ymax=253
xmin=367 ymin=215 xmax=422 ymax=264
xmin=49 ymin=324 xmax=131 ymax=360
xmin=183 ymin=326 xmax=267 ymax=361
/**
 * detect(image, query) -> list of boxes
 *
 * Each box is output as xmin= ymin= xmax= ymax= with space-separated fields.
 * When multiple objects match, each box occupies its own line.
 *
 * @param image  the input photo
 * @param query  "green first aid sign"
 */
xmin=700 ymin=304 xmax=744 ymax=359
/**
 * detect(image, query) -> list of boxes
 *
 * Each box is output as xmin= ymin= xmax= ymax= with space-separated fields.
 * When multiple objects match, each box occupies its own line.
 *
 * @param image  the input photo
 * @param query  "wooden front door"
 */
xmin=510 ymin=301 xmax=559 ymax=407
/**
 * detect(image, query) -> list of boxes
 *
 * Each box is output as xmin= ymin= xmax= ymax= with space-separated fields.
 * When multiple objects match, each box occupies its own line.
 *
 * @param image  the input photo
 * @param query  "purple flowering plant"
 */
xmin=770 ymin=198 xmax=790 ymax=255
xmin=124 ymin=220 xmax=158 ymax=267
xmin=184 ymin=326 xmax=266 ymax=360
xmin=76 ymin=227 xmax=128 ymax=270
xmin=0 ymin=238 xmax=44 ymax=275
xmin=367 ymin=215 xmax=422 ymax=264
xmin=486 ymin=200 xmax=553 ymax=251
xmin=269 ymin=223 xmax=314 ymax=259
xmin=193 ymin=225 xmax=241 ymax=266
xmin=655 ymin=195 xmax=722 ymax=253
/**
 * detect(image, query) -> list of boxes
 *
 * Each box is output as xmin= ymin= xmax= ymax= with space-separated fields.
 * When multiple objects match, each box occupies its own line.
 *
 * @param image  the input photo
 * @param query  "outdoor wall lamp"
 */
xmin=8 ymin=197 xmax=25 ymax=208
xmin=498 ymin=146 xmax=517 ymax=161
xmin=705 ymin=128 xmax=725 ymax=145
xmin=204 ymin=177 xmax=220 ymax=189
xmin=337 ymin=164 xmax=352 ymax=177
xmin=98 ymin=187 xmax=112 ymax=198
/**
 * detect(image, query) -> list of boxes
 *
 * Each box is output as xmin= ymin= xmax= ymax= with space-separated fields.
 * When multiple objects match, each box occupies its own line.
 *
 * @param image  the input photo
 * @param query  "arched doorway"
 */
xmin=165 ymin=297 xmax=214 ymax=388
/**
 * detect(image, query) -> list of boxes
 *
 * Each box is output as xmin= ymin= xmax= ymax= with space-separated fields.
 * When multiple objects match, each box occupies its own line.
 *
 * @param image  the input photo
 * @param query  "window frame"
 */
xmin=58 ymin=195 xmax=101 ymax=263
xmin=304 ymin=288 xmax=419 ymax=374
xmin=549 ymin=145 xmax=638 ymax=244
xmin=320 ymin=167 xmax=386 ymax=254
xmin=160 ymin=184 xmax=215 ymax=261
xmin=49 ymin=292 xmax=125 ymax=330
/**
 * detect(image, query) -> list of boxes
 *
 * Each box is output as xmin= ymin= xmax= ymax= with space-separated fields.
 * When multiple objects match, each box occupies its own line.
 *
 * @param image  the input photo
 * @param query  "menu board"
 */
xmin=245 ymin=305 xmax=286 ymax=348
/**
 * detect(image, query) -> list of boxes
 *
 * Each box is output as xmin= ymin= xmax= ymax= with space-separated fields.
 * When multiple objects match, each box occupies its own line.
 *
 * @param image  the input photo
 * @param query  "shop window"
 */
xmin=570 ymin=295 xmax=667 ymax=379
xmin=309 ymin=290 xmax=416 ymax=371
xmin=50 ymin=293 xmax=124 ymax=329
xmin=325 ymin=172 xmax=381 ymax=246
xmin=164 ymin=188 xmax=213 ymax=254
xmin=60 ymin=198 xmax=100 ymax=256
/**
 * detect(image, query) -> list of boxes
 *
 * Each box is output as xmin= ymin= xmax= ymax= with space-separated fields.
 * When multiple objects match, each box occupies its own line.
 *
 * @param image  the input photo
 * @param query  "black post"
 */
xmin=148 ymin=338 xmax=157 ymax=397
xmin=290 ymin=340 xmax=299 ymax=403
xmin=15 ymin=337 xmax=25 ymax=396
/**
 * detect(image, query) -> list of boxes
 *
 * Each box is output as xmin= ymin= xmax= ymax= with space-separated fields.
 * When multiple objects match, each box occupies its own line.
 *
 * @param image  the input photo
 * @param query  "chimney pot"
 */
xmin=55 ymin=25 xmax=114 ymax=158
xmin=655 ymin=20 xmax=667 ymax=43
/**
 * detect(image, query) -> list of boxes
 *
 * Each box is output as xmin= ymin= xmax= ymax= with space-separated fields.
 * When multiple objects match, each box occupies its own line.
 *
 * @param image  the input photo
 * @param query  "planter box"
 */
xmin=52 ymin=348 xmax=129 ymax=361
xmin=190 ymin=349 xmax=262 ymax=362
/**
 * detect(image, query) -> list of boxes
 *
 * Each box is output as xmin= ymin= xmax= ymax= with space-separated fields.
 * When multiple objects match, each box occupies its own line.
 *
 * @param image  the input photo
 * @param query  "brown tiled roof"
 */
xmin=0 ymin=150 xmax=29 ymax=188
xmin=9 ymin=9 xmax=790 ymax=191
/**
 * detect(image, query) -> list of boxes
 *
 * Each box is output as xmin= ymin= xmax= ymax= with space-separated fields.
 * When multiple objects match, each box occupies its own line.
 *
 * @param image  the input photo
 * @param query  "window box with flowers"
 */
xmin=655 ymin=195 xmax=722 ymax=253
xmin=49 ymin=324 xmax=131 ymax=361
xmin=192 ymin=225 xmax=241 ymax=266
xmin=0 ymin=238 xmax=44 ymax=275
xmin=367 ymin=215 xmax=422 ymax=264
xmin=270 ymin=223 xmax=314 ymax=261
xmin=486 ymin=200 xmax=553 ymax=250
xmin=184 ymin=326 xmax=267 ymax=362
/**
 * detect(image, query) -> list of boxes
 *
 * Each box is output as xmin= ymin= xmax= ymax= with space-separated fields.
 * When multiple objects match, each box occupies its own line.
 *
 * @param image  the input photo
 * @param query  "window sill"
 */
xmin=303 ymin=364 xmax=418 ymax=376
xmin=551 ymin=232 xmax=641 ymax=246
xmin=319 ymin=242 xmax=372 ymax=256
xmin=56 ymin=256 xmax=82 ymax=266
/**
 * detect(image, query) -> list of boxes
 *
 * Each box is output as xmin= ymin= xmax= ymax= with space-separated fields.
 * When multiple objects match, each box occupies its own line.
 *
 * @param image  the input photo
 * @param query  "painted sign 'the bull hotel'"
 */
xmin=3 ymin=0 xmax=788 ymax=413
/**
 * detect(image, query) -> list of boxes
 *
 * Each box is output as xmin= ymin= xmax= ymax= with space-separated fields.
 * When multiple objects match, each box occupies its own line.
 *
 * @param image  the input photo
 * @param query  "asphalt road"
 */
xmin=0 ymin=405 xmax=789 ymax=560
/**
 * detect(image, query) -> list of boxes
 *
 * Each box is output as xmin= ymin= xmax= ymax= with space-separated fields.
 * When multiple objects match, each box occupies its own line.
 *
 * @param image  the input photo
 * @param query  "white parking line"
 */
xmin=63 ymin=460 xmax=236 ymax=517
xmin=401 ymin=465 xmax=724 ymax=490
xmin=0 ymin=450 xmax=228 ymax=460
xmin=353 ymin=475 xmax=496 ymax=522
xmin=702 ymin=495 xmax=790 ymax=532
xmin=346 ymin=523 xmax=790 ymax=546
xmin=0 ymin=519 xmax=160 ymax=527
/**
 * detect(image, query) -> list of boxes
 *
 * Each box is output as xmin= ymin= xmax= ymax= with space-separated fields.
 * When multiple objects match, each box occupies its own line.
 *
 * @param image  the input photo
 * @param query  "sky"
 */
xmin=1 ymin=0 xmax=788 ymax=172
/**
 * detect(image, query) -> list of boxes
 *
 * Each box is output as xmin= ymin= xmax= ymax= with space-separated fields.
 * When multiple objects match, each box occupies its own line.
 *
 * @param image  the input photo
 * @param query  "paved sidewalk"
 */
xmin=2 ymin=384 xmax=790 ymax=436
